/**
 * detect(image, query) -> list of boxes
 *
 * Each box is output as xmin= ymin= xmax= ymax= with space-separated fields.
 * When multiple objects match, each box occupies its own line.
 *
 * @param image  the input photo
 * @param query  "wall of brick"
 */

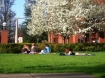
xmin=1 ymin=30 xmax=8 ymax=44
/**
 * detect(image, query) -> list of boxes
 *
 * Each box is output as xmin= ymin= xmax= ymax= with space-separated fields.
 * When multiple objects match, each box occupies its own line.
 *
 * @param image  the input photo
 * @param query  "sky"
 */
xmin=12 ymin=0 xmax=25 ymax=24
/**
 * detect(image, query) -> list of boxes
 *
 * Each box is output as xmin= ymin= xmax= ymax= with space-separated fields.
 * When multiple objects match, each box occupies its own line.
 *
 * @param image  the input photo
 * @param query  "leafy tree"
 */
xmin=19 ymin=23 xmax=47 ymax=43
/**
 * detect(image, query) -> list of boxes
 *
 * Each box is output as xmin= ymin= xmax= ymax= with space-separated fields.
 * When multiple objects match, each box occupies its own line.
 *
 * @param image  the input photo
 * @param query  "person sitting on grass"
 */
xmin=29 ymin=43 xmax=38 ymax=54
xmin=39 ymin=44 xmax=51 ymax=54
xmin=22 ymin=44 xmax=30 ymax=54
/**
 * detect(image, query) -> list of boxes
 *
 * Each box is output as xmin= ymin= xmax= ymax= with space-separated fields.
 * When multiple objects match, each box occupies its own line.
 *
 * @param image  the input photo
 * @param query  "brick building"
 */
xmin=48 ymin=0 xmax=105 ymax=43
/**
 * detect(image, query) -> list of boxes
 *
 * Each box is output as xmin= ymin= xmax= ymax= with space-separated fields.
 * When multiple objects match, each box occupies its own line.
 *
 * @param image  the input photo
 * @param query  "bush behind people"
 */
xmin=0 ymin=43 xmax=105 ymax=53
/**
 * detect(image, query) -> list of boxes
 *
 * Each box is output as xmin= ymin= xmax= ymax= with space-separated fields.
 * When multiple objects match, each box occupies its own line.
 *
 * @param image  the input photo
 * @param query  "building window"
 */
xmin=54 ymin=38 xmax=58 ymax=43
xmin=99 ymin=32 xmax=104 ymax=39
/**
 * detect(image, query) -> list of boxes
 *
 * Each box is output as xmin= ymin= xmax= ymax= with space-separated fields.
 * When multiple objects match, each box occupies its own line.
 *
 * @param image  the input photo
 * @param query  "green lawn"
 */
xmin=0 ymin=52 xmax=105 ymax=78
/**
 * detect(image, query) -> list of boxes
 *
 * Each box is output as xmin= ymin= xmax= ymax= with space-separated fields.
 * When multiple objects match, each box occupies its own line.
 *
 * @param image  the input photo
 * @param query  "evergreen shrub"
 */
xmin=0 ymin=43 xmax=105 ymax=53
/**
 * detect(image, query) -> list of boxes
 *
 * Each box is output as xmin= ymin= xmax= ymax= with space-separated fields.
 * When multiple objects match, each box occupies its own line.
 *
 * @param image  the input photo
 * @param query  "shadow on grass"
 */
xmin=23 ymin=64 xmax=105 ymax=78
xmin=25 ymin=65 xmax=53 ymax=68
xmin=0 ymin=69 xmax=3 ymax=73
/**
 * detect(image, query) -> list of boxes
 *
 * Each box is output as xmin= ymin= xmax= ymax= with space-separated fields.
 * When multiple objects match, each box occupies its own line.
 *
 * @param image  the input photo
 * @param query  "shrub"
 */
xmin=0 ymin=43 xmax=105 ymax=53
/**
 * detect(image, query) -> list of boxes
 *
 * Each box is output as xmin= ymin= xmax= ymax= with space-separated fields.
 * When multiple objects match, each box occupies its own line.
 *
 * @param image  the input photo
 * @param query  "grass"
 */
xmin=0 ymin=52 xmax=105 ymax=78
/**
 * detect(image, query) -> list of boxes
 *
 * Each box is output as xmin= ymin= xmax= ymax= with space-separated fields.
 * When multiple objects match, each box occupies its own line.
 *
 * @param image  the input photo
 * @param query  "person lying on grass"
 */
xmin=60 ymin=48 xmax=94 ymax=56
xmin=60 ymin=48 xmax=75 ymax=56
xmin=65 ymin=48 xmax=75 ymax=55
xmin=75 ymin=52 xmax=95 ymax=56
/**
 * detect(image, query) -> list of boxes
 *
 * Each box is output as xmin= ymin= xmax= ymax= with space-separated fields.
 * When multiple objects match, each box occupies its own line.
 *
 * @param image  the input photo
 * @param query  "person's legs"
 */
xmin=29 ymin=51 xmax=34 ymax=54
xmin=39 ymin=50 xmax=45 ymax=54
xmin=22 ymin=51 xmax=27 ymax=54
xmin=27 ymin=51 xmax=30 ymax=54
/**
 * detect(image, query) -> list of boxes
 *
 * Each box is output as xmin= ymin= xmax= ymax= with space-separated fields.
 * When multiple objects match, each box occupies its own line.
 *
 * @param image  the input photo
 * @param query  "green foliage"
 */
xmin=103 ymin=44 xmax=105 ymax=51
xmin=0 ymin=44 xmax=23 ymax=54
xmin=20 ymin=24 xmax=48 ymax=43
xmin=53 ymin=44 xmax=63 ymax=52
xmin=73 ymin=43 xmax=84 ymax=51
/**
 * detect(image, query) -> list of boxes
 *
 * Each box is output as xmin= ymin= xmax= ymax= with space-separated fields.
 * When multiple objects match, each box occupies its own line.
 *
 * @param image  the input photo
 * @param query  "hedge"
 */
xmin=0 ymin=43 xmax=105 ymax=53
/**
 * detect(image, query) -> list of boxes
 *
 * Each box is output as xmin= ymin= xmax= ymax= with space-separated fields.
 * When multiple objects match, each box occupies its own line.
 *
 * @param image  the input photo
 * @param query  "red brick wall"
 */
xmin=48 ymin=32 xmax=105 ymax=43
xmin=1 ymin=30 xmax=8 ymax=44
xmin=58 ymin=35 xmax=63 ymax=43
xmin=98 ymin=37 xmax=105 ymax=43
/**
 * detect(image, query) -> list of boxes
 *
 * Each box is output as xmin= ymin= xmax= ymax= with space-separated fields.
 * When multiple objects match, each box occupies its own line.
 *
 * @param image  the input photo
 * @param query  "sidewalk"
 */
xmin=0 ymin=73 xmax=97 ymax=78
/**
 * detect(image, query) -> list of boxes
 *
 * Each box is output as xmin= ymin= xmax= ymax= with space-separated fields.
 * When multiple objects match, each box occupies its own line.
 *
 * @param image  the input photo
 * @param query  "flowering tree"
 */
xmin=69 ymin=0 xmax=105 ymax=33
xmin=27 ymin=0 xmax=105 ymax=38
xmin=27 ymin=0 xmax=73 ymax=37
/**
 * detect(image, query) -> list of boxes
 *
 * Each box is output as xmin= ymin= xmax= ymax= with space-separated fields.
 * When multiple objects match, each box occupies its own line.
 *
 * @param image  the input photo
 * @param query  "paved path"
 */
xmin=0 ymin=73 xmax=97 ymax=78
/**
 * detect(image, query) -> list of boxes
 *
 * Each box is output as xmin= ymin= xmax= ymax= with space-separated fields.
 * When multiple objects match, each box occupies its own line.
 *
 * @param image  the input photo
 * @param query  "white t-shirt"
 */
xmin=18 ymin=37 xmax=23 ymax=43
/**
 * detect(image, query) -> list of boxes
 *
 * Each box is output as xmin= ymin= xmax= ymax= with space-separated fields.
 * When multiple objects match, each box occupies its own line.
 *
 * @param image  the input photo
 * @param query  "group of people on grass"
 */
xmin=22 ymin=43 xmax=74 ymax=55
xmin=22 ymin=43 xmax=51 ymax=54
xmin=22 ymin=43 xmax=93 ymax=56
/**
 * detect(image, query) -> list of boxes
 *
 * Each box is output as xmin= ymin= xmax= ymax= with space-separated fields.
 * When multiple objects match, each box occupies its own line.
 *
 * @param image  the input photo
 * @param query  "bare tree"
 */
xmin=0 ymin=0 xmax=16 ymax=43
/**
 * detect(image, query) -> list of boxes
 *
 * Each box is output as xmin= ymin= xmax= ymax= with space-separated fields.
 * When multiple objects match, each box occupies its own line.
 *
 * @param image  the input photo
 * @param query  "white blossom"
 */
xmin=27 ymin=0 xmax=105 ymax=36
